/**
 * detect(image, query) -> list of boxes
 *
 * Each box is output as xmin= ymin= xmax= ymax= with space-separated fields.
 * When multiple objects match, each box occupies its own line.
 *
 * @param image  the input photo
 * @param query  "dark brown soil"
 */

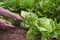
xmin=0 ymin=27 xmax=56 ymax=40
xmin=0 ymin=27 xmax=28 ymax=40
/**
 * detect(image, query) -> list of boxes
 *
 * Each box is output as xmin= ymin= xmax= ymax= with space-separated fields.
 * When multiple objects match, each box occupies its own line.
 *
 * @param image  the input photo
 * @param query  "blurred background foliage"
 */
xmin=0 ymin=0 xmax=59 ymax=24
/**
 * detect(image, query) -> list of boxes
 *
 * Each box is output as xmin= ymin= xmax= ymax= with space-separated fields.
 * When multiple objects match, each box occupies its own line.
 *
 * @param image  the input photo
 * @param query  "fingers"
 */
xmin=19 ymin=16 xmax=24 ymax=21
xmin=0 ymin=19 xmax=15 ymax=28
xmin=14 ymin=16 xmax=24 ymax=22
xmin=5 ymin=24 xmax=14 ymax=28
xmin=3 ymin=21 xmax=15 ymax=28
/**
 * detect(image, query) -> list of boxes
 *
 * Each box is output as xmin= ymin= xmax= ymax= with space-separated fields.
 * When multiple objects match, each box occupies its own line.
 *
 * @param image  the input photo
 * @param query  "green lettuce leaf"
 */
xmin=21 ymin=11 xmax=38 ymax=28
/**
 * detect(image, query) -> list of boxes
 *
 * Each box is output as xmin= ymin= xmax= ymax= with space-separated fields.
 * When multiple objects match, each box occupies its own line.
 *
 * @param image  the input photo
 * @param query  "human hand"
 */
xmin=0 ymin=7 xmax=24 ymax=22
xmin=13 ymin=15 xmax=24 ymax=22
xmin=0 ymin=19 xmax=14 ymax=29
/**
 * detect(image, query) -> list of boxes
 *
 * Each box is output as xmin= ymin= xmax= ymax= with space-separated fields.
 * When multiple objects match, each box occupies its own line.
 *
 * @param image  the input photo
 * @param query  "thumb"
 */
xmin=5 ymin=24 xmax=15 ymax=28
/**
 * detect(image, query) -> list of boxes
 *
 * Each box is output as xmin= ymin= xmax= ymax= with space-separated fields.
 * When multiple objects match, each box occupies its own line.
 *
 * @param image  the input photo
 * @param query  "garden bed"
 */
xmin=0 ymin=27 xmax=27 ymax=40
xmin=0 ymin=0 xmax=59 ymax=40
xmin=0 ymin=27 xmax=57 ymax=40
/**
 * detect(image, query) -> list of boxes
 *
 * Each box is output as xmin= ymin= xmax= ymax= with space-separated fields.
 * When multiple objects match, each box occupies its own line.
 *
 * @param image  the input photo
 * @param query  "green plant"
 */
xmin=0 ymin=0 xmax=60 ymax=40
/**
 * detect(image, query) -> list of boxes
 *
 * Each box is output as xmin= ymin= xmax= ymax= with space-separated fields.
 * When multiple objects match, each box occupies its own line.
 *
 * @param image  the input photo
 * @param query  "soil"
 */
xmin=0 ymin=27 xmax=56 ymax=40
xmin=0 ymin=27 xmax=28 ymax=40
